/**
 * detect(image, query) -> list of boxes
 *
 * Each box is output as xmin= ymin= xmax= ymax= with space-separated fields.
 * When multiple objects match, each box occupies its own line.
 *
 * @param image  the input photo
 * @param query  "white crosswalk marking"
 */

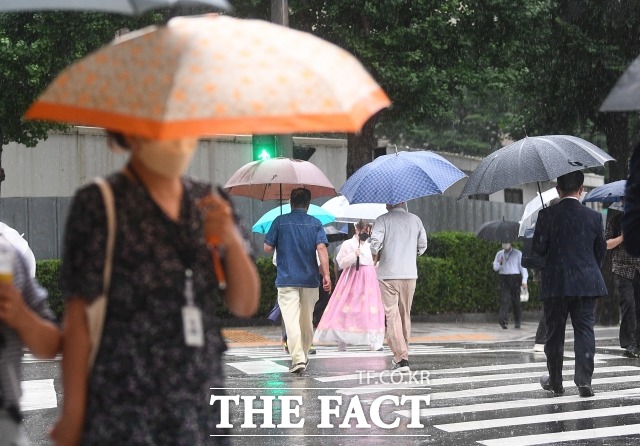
xmin=436 ymin=403 xmax=640 ymax=432
xmin=478 ymin=424 xmax=640 ymax=446
xmin=20 ymin=379 xmax=57 ymax=411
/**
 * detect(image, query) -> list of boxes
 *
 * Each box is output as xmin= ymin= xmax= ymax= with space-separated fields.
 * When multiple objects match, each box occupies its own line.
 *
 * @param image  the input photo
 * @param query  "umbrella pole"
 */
xmin=280 ymin=183 xmax=283 ymax=215
xmin=537 ymin=182 xmax=546 ymax=209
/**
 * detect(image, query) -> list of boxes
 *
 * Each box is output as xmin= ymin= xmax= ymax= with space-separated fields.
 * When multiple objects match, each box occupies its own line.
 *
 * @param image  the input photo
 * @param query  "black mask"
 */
xmin=359 ymin=233 xmax=369 ymax=242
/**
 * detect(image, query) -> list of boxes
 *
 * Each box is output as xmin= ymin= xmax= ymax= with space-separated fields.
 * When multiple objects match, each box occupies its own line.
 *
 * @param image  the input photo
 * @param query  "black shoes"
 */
xmin=578 ymin=385 xmax=595 ymax=397
xmin=623 ymin=346 xmax=640 ymax=358
xmin=391 ymin=359 xmax=410 ymax=372
xmin=499 ymin=322 xmax=507 ymax=329
xmin=540 ymin=375 xmax=565 ymax=396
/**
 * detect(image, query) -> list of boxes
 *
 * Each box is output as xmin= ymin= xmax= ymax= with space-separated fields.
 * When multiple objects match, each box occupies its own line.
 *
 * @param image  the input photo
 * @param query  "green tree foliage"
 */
xmin=514 ymin=0 xmax=640 ymax=180
xmin=0 ymin=11 xmax=164 ymax=148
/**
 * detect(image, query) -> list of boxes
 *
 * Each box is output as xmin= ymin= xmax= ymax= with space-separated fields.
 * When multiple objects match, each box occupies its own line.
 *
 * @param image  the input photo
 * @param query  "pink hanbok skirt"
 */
xmin=313 ymin=264 xmax=385 ymax=346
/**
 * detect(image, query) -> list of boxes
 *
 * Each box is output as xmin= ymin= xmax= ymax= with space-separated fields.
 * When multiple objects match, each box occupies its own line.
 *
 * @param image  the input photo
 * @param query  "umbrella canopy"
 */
xmin=518 ymin=187 xmax=559 ymax=237
xmin=340 ymin=150 xmax=466 ymax=205
xmin=0 ymin=222 xmax=36 ymax=278
xmin=25 ymin=15 xmax=390 ymax=140
xmin=224 ymin=157 xmax=337 ymax=201
xmin=583 ymin=180 xmax=626 ymax=203
xmin=0 ymin=0 xmax=230 ymax=14
xmin=476 ymin=219 xmax=520 ymax=243
xmin=252 ymin=204 xmax=335 ymax=234
xmin=320 ymin=196 xmax=387 ymax=223
xmin=459 ymin=135 xmax=614 ymax=200
xmin=600 ymin=54 xmax=640 ymax=111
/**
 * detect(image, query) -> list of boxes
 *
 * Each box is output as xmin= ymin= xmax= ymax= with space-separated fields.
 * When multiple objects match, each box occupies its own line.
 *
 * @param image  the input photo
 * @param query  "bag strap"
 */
xmin=94 ymin=177 xmax=116 ymax=295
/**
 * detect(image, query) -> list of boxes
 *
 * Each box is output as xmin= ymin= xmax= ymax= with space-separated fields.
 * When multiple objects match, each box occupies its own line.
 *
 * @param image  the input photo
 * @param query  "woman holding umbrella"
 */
xmin=313 ymin=220 xmax=385 ymax=352
xmin=51 ymin=133 xmax=259 ymax=445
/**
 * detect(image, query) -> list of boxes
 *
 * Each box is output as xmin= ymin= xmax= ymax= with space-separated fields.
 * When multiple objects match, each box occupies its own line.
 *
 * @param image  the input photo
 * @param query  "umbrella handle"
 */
xmin=206 ymin=236 xmax=227 ymax=290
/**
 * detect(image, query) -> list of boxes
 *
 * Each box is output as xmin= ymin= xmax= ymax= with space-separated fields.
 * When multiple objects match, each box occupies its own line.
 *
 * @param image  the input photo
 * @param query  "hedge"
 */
xmin=35 ymin=231 xmax=541 ymax=321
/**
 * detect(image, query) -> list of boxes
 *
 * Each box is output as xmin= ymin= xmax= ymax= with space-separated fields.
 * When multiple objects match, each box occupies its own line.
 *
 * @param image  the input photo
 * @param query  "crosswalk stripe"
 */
xmin=21 ymin=379 xmax=57 ymax=411
xmin=335 ymin=367 xmax=640 ymax=396
xmin=226 ymin=360 xmax=290 ymax=374
xmin=430 ymin=375 xmax=640 ymax=401
xmin=477 ymin=423 xmax=640 ymax=446
xmin=436 ymin=403 xmax=640 ymax=432
xmin=395 ymin=387 xmax=640 ymax=418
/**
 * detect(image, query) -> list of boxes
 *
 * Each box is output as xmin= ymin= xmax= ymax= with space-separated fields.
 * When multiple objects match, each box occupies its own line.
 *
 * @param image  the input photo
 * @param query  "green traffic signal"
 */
xmin=252 ymin=135 xmax=277 ymax=161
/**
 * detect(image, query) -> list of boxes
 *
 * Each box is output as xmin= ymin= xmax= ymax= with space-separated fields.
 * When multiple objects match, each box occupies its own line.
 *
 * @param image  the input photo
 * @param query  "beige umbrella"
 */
xmin=26 ymin=15 xmax=390 ymax=139
xmin=224 ymin=158 xmax=337 ymax=201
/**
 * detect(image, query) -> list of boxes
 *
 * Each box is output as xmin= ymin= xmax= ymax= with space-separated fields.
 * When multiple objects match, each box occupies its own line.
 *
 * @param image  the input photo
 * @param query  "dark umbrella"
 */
xmin=459 ymin=135 xmax=615 ymax=201
xmin=582 ymin=180 xmax=626 ymax=203
xmin=476 ymin=219 xmax=520 ymax=243
xmin=600 ymin=55 xmax=640 ymax=111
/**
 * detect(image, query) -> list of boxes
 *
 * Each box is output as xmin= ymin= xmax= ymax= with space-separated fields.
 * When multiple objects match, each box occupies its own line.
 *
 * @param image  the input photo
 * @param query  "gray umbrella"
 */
xmin=476 ymin=219 xmax=520 ymax=243
xmin=600 ymin=54 xmax=640 ymax=111
xmin=459 ymin=135 xmax=614 ymax=200
xmin=0 ymin=0 xmax=230 ymax=14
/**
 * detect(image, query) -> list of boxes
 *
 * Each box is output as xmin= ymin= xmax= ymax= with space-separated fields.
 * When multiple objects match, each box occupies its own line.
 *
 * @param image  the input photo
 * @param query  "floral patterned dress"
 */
xmin=60 ymin=173 xmax=229 ymax=445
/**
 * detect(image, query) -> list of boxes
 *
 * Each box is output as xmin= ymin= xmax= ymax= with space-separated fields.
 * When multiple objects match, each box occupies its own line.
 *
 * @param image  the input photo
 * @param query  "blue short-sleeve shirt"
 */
xmin=264 ymin=208 xmax=328 ymax=288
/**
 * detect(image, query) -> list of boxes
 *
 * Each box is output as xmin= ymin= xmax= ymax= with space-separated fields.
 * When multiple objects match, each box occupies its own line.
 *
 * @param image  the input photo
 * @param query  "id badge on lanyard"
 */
xmin=182 ymin=268 xmax=204 ymax=347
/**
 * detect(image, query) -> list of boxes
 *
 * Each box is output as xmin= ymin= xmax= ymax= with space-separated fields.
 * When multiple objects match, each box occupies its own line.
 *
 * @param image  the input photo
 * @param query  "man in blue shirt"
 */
xmin=264 ymin=188 xmax=332 ymax=373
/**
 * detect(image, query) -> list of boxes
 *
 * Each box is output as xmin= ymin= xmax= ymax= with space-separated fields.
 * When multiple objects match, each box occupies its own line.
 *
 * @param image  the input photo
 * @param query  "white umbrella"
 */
xmin=321 ymin=196 xmax=387 ymax=223
xmin=0 ymin=222 xmax=36 ymax=277
xmin=518 ymin=188 xmax=559 ymax=237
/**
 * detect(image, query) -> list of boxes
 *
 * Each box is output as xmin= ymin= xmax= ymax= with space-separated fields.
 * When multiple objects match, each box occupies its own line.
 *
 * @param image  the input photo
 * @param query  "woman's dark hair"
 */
xmin=106 ymin=131 xmax=131 ymax=151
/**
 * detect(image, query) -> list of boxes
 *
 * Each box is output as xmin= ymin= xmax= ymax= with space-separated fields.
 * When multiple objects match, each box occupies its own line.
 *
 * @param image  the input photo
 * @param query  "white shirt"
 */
xmin=493 ymin=248 xmax=528 ymax=282
xmin=336 ymin=236 xmax=374 ymax=270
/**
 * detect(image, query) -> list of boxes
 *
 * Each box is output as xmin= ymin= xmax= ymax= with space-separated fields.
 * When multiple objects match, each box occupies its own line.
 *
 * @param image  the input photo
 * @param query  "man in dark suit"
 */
xmin=532 ymin=170 xmax=607 ymax=398
xmin=623 ymin=140 xmax=640 ymax=256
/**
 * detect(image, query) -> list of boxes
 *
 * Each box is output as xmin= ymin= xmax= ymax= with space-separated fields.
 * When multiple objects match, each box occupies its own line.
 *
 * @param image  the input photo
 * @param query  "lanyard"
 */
xmin=126 ymin=165 xmax=199 ymax=305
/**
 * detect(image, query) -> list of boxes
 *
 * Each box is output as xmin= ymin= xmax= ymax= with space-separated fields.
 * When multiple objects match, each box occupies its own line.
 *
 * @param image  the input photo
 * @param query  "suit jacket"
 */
xmin=532 ymin=197 xmax=607 ymax=299
xmin=623 ymin=142 xmax=640 ymax=256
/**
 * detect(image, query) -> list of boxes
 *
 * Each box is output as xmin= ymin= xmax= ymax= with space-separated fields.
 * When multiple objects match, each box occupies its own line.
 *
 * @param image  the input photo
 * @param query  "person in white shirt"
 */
xmin=493 ymin=242 xmax=529 ymax=329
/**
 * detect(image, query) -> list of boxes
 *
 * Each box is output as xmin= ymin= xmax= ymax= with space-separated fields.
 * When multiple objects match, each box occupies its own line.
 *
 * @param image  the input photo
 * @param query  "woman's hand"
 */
xmin=198 ymin=193 xmax=241 ymax=246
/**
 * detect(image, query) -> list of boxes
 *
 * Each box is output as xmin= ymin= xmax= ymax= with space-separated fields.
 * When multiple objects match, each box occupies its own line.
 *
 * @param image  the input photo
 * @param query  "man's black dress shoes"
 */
xmin=578 ymin=385 xmax=595 ymax=397
xmin=540 ymin=375 xmax=565 ymax=396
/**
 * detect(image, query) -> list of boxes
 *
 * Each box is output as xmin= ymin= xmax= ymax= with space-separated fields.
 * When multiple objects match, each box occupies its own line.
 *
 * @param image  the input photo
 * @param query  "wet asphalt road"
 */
xmin=20 ymin=324 xmax=640 ymax=445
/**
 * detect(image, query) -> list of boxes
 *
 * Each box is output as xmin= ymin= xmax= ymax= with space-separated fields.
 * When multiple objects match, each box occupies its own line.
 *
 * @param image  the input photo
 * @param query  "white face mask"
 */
xmin=502 ymin=243 xmax=511 ymax=250
xmin=133 ymin=138 xmax=198 ymax=178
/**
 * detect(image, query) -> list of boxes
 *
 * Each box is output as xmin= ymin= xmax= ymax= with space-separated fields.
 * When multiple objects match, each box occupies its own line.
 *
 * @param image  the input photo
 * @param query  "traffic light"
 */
xmin=252 ymin=135 xmax=277 ymax=161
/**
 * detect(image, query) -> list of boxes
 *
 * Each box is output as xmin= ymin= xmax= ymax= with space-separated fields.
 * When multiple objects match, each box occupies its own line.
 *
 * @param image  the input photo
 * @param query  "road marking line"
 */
xmin=430 ymin=375 xmax=640 ymax=401
xmin=477 ymin=423 xmax=640 ymax=446
xmin=395 ymin=387 xmax=640 ymax=418
xmin=21 ymin=379 xmax=57 ymax=411
xmin=335 ymin=367 xmax=638 ymax=396
xmin=226 ymin=360 xmax=290 ymax=374
xmin=436 ymin=403 xmax=640 ymax=432
xmin=316 ymin=360 xmax=608 ymax=383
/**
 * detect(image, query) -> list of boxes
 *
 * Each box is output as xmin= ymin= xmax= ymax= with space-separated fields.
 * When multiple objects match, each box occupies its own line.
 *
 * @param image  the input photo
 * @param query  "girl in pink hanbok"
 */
xmin=313 ymin=220 xmax=385 ymax=351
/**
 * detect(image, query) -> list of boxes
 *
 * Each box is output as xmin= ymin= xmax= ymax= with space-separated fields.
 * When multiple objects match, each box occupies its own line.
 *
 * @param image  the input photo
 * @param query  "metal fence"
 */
xmin=1 ymin=194 xmax=523 ymax=261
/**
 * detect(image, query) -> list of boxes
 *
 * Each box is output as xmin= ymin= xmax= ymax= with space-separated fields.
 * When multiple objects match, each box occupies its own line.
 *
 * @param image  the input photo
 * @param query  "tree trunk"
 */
xmin=602 ymin=113 xmax=630 ymax=181
xmin=346 ymin=114 xmax=380 ymax=178
xmin=595 ymin=113 xmax=628 ymax=326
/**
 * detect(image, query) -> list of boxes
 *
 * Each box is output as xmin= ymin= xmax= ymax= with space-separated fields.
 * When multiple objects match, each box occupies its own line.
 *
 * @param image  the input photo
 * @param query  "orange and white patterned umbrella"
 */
xmin=26 ymin=15 xmax=391 ymax=140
